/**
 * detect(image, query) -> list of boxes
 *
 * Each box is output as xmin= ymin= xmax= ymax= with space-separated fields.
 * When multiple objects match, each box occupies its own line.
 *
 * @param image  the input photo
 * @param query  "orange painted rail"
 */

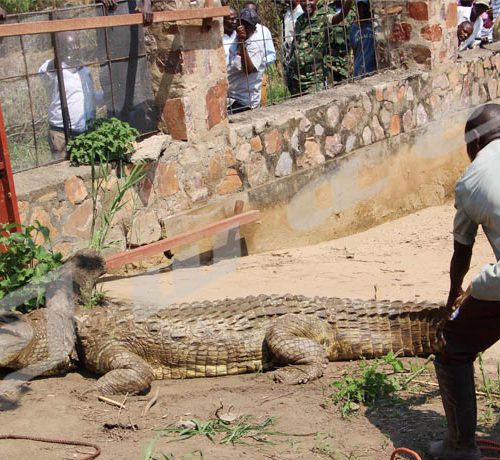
xmin=105 ymin=210 xmax=260 ymax=270
xmin=0 ymin=6 xmax=230 ymax=37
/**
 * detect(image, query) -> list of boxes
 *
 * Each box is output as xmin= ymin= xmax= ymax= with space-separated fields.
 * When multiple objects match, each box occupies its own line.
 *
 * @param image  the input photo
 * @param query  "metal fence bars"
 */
xmin=0 ymin=0 xmax=156 ymax=172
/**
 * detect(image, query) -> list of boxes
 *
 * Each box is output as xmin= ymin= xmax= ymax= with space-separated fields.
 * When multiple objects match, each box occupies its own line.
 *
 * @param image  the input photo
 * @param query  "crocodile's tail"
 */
xmin=328 ymin=299 xmax=447 ymax=360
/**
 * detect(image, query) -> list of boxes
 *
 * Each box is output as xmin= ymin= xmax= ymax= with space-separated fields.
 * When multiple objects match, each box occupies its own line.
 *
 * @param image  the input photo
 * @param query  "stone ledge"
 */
xmin=14 ymin=162 xmax=91 ymax=201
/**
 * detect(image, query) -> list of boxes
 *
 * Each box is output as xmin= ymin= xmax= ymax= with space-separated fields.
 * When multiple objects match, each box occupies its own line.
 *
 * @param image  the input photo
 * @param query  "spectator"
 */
xmin=458 ymin=20 xmax=474 ymax=48
xmin=349 ymin=0 xmax=376 ymax=78
xmin=480 ymin=8 xmax=494 ymax=43
xmin=39 ymin=32 xmax=103 ymax=160
xmin=460 ymin=0 xmax=490 ymax=49
xmin=223 ymin=7 xmax=238 ymax=67
xmin=286 ymin=0 xmax=352 ymax=95
xmin=242 ymin=1 xmax=276 ymax=66
xmin=283 ymin=0 xmax=303 ymax=54
xmin=0 ymin=7 xmax=5 ymax=20
xmin=327 ymin=0 xmax=356 ymax=82
xmin=227 ymin=8 xmax=266 ymax=113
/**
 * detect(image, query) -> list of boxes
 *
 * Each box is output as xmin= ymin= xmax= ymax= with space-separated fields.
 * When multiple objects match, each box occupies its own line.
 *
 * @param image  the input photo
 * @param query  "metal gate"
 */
xmin=0 ymin=103 xmax=20 ymax=225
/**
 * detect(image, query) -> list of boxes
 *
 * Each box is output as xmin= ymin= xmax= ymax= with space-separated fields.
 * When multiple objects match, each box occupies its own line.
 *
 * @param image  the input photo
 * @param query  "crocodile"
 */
xmin=0 ymin=250 xmax=447 ymax=395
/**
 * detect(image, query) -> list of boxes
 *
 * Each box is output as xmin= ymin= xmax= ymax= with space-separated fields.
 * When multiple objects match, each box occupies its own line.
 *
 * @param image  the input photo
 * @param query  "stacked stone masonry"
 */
xmin=15 ymin=47 xmax=500 ymax=258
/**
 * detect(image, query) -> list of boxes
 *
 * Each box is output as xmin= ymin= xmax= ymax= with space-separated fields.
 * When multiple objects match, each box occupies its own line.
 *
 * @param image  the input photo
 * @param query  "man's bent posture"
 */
xmin=429 ymin=103 xmax=500 ymax=460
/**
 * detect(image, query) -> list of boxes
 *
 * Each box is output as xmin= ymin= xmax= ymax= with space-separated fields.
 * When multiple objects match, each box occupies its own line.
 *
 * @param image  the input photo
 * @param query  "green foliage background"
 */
xmin=0 ymin=222 xmax=63 ymax=313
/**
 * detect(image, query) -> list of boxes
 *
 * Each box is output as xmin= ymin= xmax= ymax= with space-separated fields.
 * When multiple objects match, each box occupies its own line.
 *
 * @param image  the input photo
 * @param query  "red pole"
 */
xmin=0 ymin=102 xmax=20 ymax=225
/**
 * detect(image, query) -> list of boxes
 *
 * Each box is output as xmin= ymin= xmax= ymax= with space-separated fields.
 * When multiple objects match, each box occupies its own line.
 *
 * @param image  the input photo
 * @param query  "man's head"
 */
xmin=57 ymin=31 xmax=81 ymax=67
xmin=300 ymin=0 xmax=317 ymax=17
xmin=457 ymin=20 xmax=473 ymax=43
xmin=239 ymin=7 xmax=259 ymax=37
xmin=224 ymin=7 xmax=238 ymax=35
xmin=464 ymin=104 xmax=500 ymax=161
xmin=290 ymin=0 xmax=301 ymax=9
xmin=243 ymin=1 xmax=258 ymax=12
xmin=356 ymin=0 xmax=371 ymax=20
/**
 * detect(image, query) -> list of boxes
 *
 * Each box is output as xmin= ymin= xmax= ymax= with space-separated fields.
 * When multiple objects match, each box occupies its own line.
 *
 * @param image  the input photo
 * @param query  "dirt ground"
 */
xmin=0 ymin=203 xmax=499 ymax=460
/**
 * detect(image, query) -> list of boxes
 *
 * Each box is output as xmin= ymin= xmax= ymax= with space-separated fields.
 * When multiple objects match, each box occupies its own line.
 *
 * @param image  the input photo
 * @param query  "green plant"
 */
xmin=0 ymin=222 xmax=63 ymax=313
xmin=88 ymin=160 xmax=146 ymax=253
xmin=68 ymin=118 xmax=139 ymax=166
xmin=159 ymin=415 xmax=279 ymax=445
xmin=0 ymin=0 xmax=36 ymax=13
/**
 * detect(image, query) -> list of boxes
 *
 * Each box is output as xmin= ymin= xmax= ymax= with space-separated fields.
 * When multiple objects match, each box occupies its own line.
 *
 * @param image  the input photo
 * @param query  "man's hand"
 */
xmin=0 ymin=7 xmax=7 ymax=21
xmin=137 ymin=0 xmax=153 ymax=26
xmin=236 ymin=25 xmax=247 ymax=42
xmin=446 ymin=284 xmax=470 ymax=312
xmin=100 ymin=0 xmax=118 ymax=10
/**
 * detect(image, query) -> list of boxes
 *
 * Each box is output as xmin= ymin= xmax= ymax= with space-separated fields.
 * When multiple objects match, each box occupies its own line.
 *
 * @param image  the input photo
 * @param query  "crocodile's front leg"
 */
xmin=89 ymin=348 xmax=155 ymax=395
xmin=265 ymin=314 xmax=331 ymax=384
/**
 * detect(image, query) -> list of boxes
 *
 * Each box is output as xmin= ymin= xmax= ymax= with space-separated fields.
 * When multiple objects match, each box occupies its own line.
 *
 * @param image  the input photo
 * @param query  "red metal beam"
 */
xmin=0 ymin=104 xmax=20 ymax=225
xmin=105 ymin=210 xmax=260 ymax=270
xmin=0 ymin=6 xmax=230 ymax=38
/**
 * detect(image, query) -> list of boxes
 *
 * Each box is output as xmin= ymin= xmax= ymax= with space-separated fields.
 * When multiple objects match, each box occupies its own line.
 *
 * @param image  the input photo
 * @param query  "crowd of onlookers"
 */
xmin=223 ymin=0 xmax=377 ymax=113
xmin=224 ymin=0 xmax=500 ymax=114
xmin=457 ymin=0 xmax=500 ymax=51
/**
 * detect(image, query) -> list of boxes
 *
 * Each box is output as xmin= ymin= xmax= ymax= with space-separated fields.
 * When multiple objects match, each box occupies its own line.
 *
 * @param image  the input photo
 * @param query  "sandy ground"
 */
xmin=0 ymin=203 xmax=499 ymax=460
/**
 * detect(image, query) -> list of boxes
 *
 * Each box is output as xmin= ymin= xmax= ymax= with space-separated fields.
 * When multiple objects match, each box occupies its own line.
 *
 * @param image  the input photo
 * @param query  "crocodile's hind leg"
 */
xmin=89 ymin=348 xmax=155 ymax=395
xmin=265 ymin=314 xmax=330 ymax=384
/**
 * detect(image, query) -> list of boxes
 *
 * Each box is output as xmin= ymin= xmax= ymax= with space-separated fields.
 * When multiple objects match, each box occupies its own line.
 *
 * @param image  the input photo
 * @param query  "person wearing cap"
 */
xmin=227 ymin=7 xmax=266 ymax=113
xmin=241 ymin=1 xmax=277 ymax=67
xmin=286 ymin=0 xmax=353 ymax=95
xmin=460 ymin=0 xmax=491 ymax=50
xmin=349 ymin=0 xmax=376 ymax=78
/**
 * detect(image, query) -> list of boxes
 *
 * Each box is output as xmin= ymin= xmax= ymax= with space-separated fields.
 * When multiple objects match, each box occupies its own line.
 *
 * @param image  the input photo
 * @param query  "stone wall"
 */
xmin=14 ymin=46 xmax=500 ymax=260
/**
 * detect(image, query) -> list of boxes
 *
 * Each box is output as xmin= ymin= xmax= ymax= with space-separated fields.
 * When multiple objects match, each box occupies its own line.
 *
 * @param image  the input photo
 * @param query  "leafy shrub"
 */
xmin=330 ymin=352 xmax=405 ymax=417
xmin=0 ymin=222 xmax=63 ymax=313
xmin=68 ymin=118 xmax=139 ymax=166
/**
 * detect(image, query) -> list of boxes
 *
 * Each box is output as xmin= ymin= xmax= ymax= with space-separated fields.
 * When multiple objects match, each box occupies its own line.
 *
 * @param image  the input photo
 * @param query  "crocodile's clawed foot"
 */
xmin=271 ymin=364 xmax=324 ymax=385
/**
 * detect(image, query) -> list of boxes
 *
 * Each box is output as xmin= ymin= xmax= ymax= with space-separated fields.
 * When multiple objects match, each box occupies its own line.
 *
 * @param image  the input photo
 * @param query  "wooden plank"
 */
xmin=105 ymin=210 xmax=260 ymax=270
xmin=0 ymin=6 xmax=230 ymax=38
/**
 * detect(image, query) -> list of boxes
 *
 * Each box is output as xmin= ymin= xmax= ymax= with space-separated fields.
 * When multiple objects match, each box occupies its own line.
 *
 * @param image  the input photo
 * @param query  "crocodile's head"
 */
xmin=66 ymin=249 xmax=106 ymax=305
xmin=0 ymin=311 xmax=34 ymax=369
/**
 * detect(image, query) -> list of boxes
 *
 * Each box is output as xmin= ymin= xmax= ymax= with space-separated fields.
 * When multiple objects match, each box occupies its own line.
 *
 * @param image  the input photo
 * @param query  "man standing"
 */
xmin=223 ymin=7 xmax=238 ymax=67
xmin=227 ymin=8 xmax=266 ymax=113
xmin=429 ymin=103 xmax=500 ymax=460
xmin=349 ymin=0 xmax=376 ymax=78
xmin=241 ymin=1 xmax=276 ymax=67
xmin=286 ymin=0 xmax=352 ymax=95
xmin=39 ymin=32 xmax=103 ymax=160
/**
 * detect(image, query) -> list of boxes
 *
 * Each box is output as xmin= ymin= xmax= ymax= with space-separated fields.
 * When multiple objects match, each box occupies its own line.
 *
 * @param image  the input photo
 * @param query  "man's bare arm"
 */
xmin=331 ymin=0 xmax=353 ymax=25
xmin=142 ymin=0 xmax=154 ymax=25
xmin=447 ymin=240 xmax=474 ymax=308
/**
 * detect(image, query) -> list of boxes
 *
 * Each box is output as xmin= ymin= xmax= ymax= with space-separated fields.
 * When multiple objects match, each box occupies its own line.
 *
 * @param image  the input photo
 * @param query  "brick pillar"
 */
xmin=145 ymin=1 xmax=228 ymax=143
xmin=374 ymin=0 xmax=457 ymax=70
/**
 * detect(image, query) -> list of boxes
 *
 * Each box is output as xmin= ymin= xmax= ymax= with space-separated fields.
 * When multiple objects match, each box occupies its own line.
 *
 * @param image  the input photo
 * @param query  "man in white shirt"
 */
xmin=460 ymin=0 xmax=490 ymax=50
xmin=223 ymin=7 xmax=238 ymax=67
xmin=241 ymin=1 xmax=276 ymax=67
xmin=428 ymin=103 xmax=500 ymax=460
xmin=227 ymin=8 xmax=265 ymax=113
xmin=457 ymin=0 xmax=473 ymax=25
xmin=39 ymin=32 xmax=103 ymax=160
xmin=283 ymin=0 xmax=303 ymax=71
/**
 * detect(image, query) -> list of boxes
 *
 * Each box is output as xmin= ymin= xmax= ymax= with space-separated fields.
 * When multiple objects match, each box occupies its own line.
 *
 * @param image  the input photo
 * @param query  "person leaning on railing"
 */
xmin=349 ymin=0 xmax=376 ymax=78
xmin=285 ymin=0 xmax=353 ymax=96
xmin=227 ymin=8 xmax=266 ymax=114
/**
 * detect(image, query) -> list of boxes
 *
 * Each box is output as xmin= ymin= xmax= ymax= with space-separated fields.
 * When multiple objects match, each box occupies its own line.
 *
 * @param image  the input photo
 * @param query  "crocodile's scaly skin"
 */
xmin=1 ymin=292 xmax=446 ymax=395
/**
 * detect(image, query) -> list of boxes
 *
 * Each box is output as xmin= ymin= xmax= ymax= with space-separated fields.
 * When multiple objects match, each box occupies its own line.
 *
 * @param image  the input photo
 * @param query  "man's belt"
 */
xmin=49 ymin=125 xmax=85 ymax=136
